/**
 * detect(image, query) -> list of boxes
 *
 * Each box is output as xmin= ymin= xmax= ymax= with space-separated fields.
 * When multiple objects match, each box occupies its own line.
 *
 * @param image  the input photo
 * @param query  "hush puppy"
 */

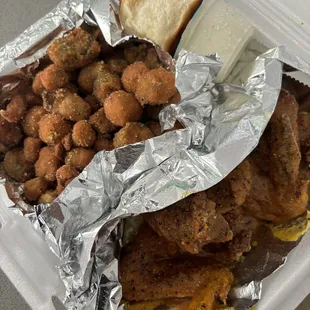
xmin=4 ymin=148 xmax=34 ymax=182
xmin=113 ymin=122 xmax=154 ymax=148
xmin=22 ymin=106 xmax=47 ymax=137
xmin=56 ymin=164 xmax=79 ymax=186
xmin=104 ymin=90 xmax=143 ymax=127
xmin=93 ymin=70 xmax=122 ymax=104
xmin=40 ymin=64 xmax=69 ymax=90
xmin=39 ymin=114 xmax=72 ymax=145
xmin=72 ymin=120 xmax=96 ymax=148
xmin=24 ymin=177 xmax=49 ymax=202
xmin=89 ymin=107 xmax=117 ymax=135
xmin=121 ymin=61 xmax=149 ymax=93
xmin=47 ymin=28 xmax=100 ymax=70
xmin=65 ymin=147 xmax=95 ymax=170
xmin=24 ymin=137 xmax=42 ymax=163
xmin=0 ymin=95 xmax=27 ymax=123
xmin=35 ymin=146 xmax=62 ymax=182
xmin=94 ymin=137 xmax=114 ymax=152
xmin=78 ymin=61 xmax=106 ymax=93
xmin=0 ymin=116 xmax=23 ymax=149
xmin=135 ymin=67 xmax=177 ymax=105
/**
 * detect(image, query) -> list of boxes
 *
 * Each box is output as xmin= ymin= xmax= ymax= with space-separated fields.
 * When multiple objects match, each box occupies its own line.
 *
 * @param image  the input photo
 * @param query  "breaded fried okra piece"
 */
xmin=56 ymin=164 xmax=79 ymax=186
xmin=4 ymin=148 xmax=34 ymax=182
xmin=23 ymin=137 xmax=42 ymax=163
xmin=32 ymin=72 xmax=45 ymax=95
xmin=104 ymin=90 xmax=143 ymax=127
xmin=84 ymin=95 xmax=101 ymax=113
xmin=24 ymin=177 xmax=49 ymax=202
xmin=113 ymin=122 xmax=154 ymax=148
xmin=89 ymin=107 xmax=117 ymax=135
xmin=65 ymin=147 xmax=96 ymax=170
xmin=0 ymin=95 xmax=27 ymax=123
xmin=39 ymin=114 xmax=72 ymax=145
xmin=106 ymin=56 xmax=128 ymax=75
xmin=22 ymin=106 xmax=47 ymax=137
xmin=24 ymin=91 xmax=43 ymax=107
xmin=135 ymin=67 xmax=177 ymax=105
xmin=94 ymin=137 xmax=114 ymax=152
xmin=35 ymin=146 xmax=62 ymax=182
xmin=0 ymin=116 xmax=23 ymax=149
xmin=38 ymin=190 xmax=58 ymax=204
xmin=121 ymin=61 xmax=149 ymax=93
xmin=47 ymin=28 xmax=101 ymax=70
xmin=78 ymin=61 xmax=106 ymax=93
xmin=40 ymin=64 xmax=69 ymax=90
xmin=72 ymin=120 xmax=96 ymax=148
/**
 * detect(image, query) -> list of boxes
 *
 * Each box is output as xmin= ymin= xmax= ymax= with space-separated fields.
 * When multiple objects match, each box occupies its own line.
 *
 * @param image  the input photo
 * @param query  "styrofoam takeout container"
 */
xmin=0 ymin=0 xmax=310 ymax=309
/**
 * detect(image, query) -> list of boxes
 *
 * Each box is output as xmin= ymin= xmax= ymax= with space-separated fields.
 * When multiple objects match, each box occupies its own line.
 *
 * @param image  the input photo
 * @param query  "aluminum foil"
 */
xmin=1 ymin=0 xmax=310 ymax=309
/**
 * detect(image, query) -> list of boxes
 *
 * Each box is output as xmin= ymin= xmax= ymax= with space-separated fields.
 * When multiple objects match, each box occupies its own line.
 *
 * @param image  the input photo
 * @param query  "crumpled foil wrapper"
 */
xmin=1 ymin=1 xmax=310 ymax=309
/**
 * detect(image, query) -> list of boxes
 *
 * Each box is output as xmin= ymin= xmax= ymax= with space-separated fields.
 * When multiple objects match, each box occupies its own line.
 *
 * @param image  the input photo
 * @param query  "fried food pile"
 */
xmin=0 ymin=28 xmax=181 ymax=205
xmin=120 ymin=88 xmax=310 ymax=309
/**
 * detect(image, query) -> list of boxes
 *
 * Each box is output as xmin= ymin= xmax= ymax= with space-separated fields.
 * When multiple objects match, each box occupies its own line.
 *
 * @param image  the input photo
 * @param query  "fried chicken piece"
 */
xmin=40 ymin=64 xmax=69 ymax=90
xmin=113 ymin=122 xmax=154 ymax=148
xmin=47 ymin=28 xmax=100 ymax=70
xmin=135 ymin=67 xmax=177 ymax=105
xmin=0 ymin=95 xmax=27 ymax=123
xmin=145 ymin=192 xmax=233 ymax=254
xmin=104 ymin=90 xmax=143 ymax=127
xmin=207 ymin=160 xmax=253 ymax=214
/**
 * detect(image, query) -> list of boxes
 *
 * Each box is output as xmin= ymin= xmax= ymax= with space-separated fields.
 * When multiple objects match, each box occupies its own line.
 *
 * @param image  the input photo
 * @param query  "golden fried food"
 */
xmin=121 ymin=61 xmax=149 ymax=93
xmin=72 ymin=120 xmax=96 ymax=148
xmin=169 ymin=91 xmax=181 ymax=104
xmin=23 ymin=137 xmax=42 ymax=163
xmin=77 ymin=61 xmax=106 ymax=93
xmin=0 ymin=116 xmax=23 ymax=149
xmin=84 ymin=95 xmax=101 ymax=113
xmin=32 ymin=72 xmax=45 ymax=95
xmin=145 ymin=120 xmax=161 ymax=136
xmin=54 ymin=143 xmax=66 ymax=161
xmin=299 ymin=112 xmax=310 ymax=150
xmin=39 ymin=114 xmax=72 ymax=145
xmin=62 ymin=133 xmax=73 ymax=151
xmin=24 ymin=177 xmax=49 ymax=202
xmin=113 ymin=122 xmax=154 ymax=148
xmin=207 ymin=160 xmax=253 ymax=214
xmin=104 ymin=90 xmax=143 ymax=127
xmin=135 ymin=67 xmax=177 ymax=105
xmin=22 ymin=106 xmax=47 ymax=137
xmin=47 ymin=28 xmax=100 ymax=70
xmin=0 ymin=95 xmax=27 ymax=123
xmin=65 ymin=147 xmax=95 ymax=170
xmin=38 ymin=190 xmax=58 ymax=204
xmin=93 ymin=70 xmax=122 ymax=104
xmin=35 ymin=146 xmax=62 ymax=182
xmin=94 ymin=137 xmax=114 ymax=152
xmin=4 ymin=148 xmax=34 ymax=182
xmin=40 ymin=64 xmax=69 ymax=90
xmin=107 ymin=56 xmax=128 ymax=75
xmin=56 ymin=184 xmax=65 ymax=195
xmin=89 ymin=107 xmax=117 ymax=135
xmin=145 ymin=192 xmax=233 ymax=254
xmin=56 ymin=164 xmax=79 ymax=186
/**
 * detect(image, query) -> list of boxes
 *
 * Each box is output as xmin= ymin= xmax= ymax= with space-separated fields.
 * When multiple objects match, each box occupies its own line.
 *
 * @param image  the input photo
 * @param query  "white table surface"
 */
xmin=0 ymin=1 xmax=309 ymax=309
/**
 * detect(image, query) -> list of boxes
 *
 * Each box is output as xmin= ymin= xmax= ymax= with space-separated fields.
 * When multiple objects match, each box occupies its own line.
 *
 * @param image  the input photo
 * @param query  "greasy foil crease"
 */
xmin=0 ymin=0 xmax=310 ymax=309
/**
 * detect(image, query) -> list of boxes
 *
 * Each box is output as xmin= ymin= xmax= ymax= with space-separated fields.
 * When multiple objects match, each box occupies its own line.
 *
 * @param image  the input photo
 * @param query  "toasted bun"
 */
xmin=119 ymin=0 xmax=202 ymax=53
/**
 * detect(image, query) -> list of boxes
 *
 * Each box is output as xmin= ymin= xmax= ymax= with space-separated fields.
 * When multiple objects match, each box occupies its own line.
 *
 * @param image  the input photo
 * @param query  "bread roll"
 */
xmin=119 ymin=0 xmax=202 ymax=53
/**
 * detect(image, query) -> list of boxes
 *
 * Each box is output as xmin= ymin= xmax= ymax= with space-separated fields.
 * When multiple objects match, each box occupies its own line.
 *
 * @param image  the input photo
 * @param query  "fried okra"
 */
xmin=47 ymin=28 xmax=100 ymax=70
xmin=121 ymin=61 xmax=149 ymax=93
xmin=84 ymin=95 xmax=101 ymax=113
xmin=113 ymin=122 xmax=154 ymax=148
xmin=56 ymin=164 xmax=79 ymax=186
xmin=0 ymin=95 xmax=27 ymax=123
xmin=0 ymin=116 xmax=23 ymax=149
xmin=62 ymin=133 xmax=73 ymax=151
xmin=89 ymin=107 xmax=117 ymax=135
xmin=4 ymin=148 xmax=34 ymax=182
xmin=39 ymin=114 xmax=71 ymax=145
xmin=40 ymin=64 xmax=69 ymax=90
xmin=104 ymin=90 xmax=143 ymax=127
xmin=22 ymin=106 xmax=47 ymax=138
xmin=93 ymin=70 xmax=122 ymax=104
xmin=38 ymin=190 xmax=58 ymax=204
xmin=106 ymin=56 xmax=128 ymax=75
xmin=78 ymin=61 xmax=106 ymax=93
xmin=24 ymin=137 xmax=42 ymax=163
xmin=65 ymin=147 xmax=95 ymax=170
xmin=135 ymin=67 xmax=177 ymax=105
xmin=94 ymin=137 xmax=114 ymax=152
xmin=25 ymin=91 xmax=43 ymax=107
xmin=24 ymin=177 xmax=49 ymax=202
xmin=32 ymin=72 xmax=45 ymax=95
xmin=35 ymin=146 xmax=62 ymax=182
xmin=72 ymin=120 xmax=96 ymax=148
